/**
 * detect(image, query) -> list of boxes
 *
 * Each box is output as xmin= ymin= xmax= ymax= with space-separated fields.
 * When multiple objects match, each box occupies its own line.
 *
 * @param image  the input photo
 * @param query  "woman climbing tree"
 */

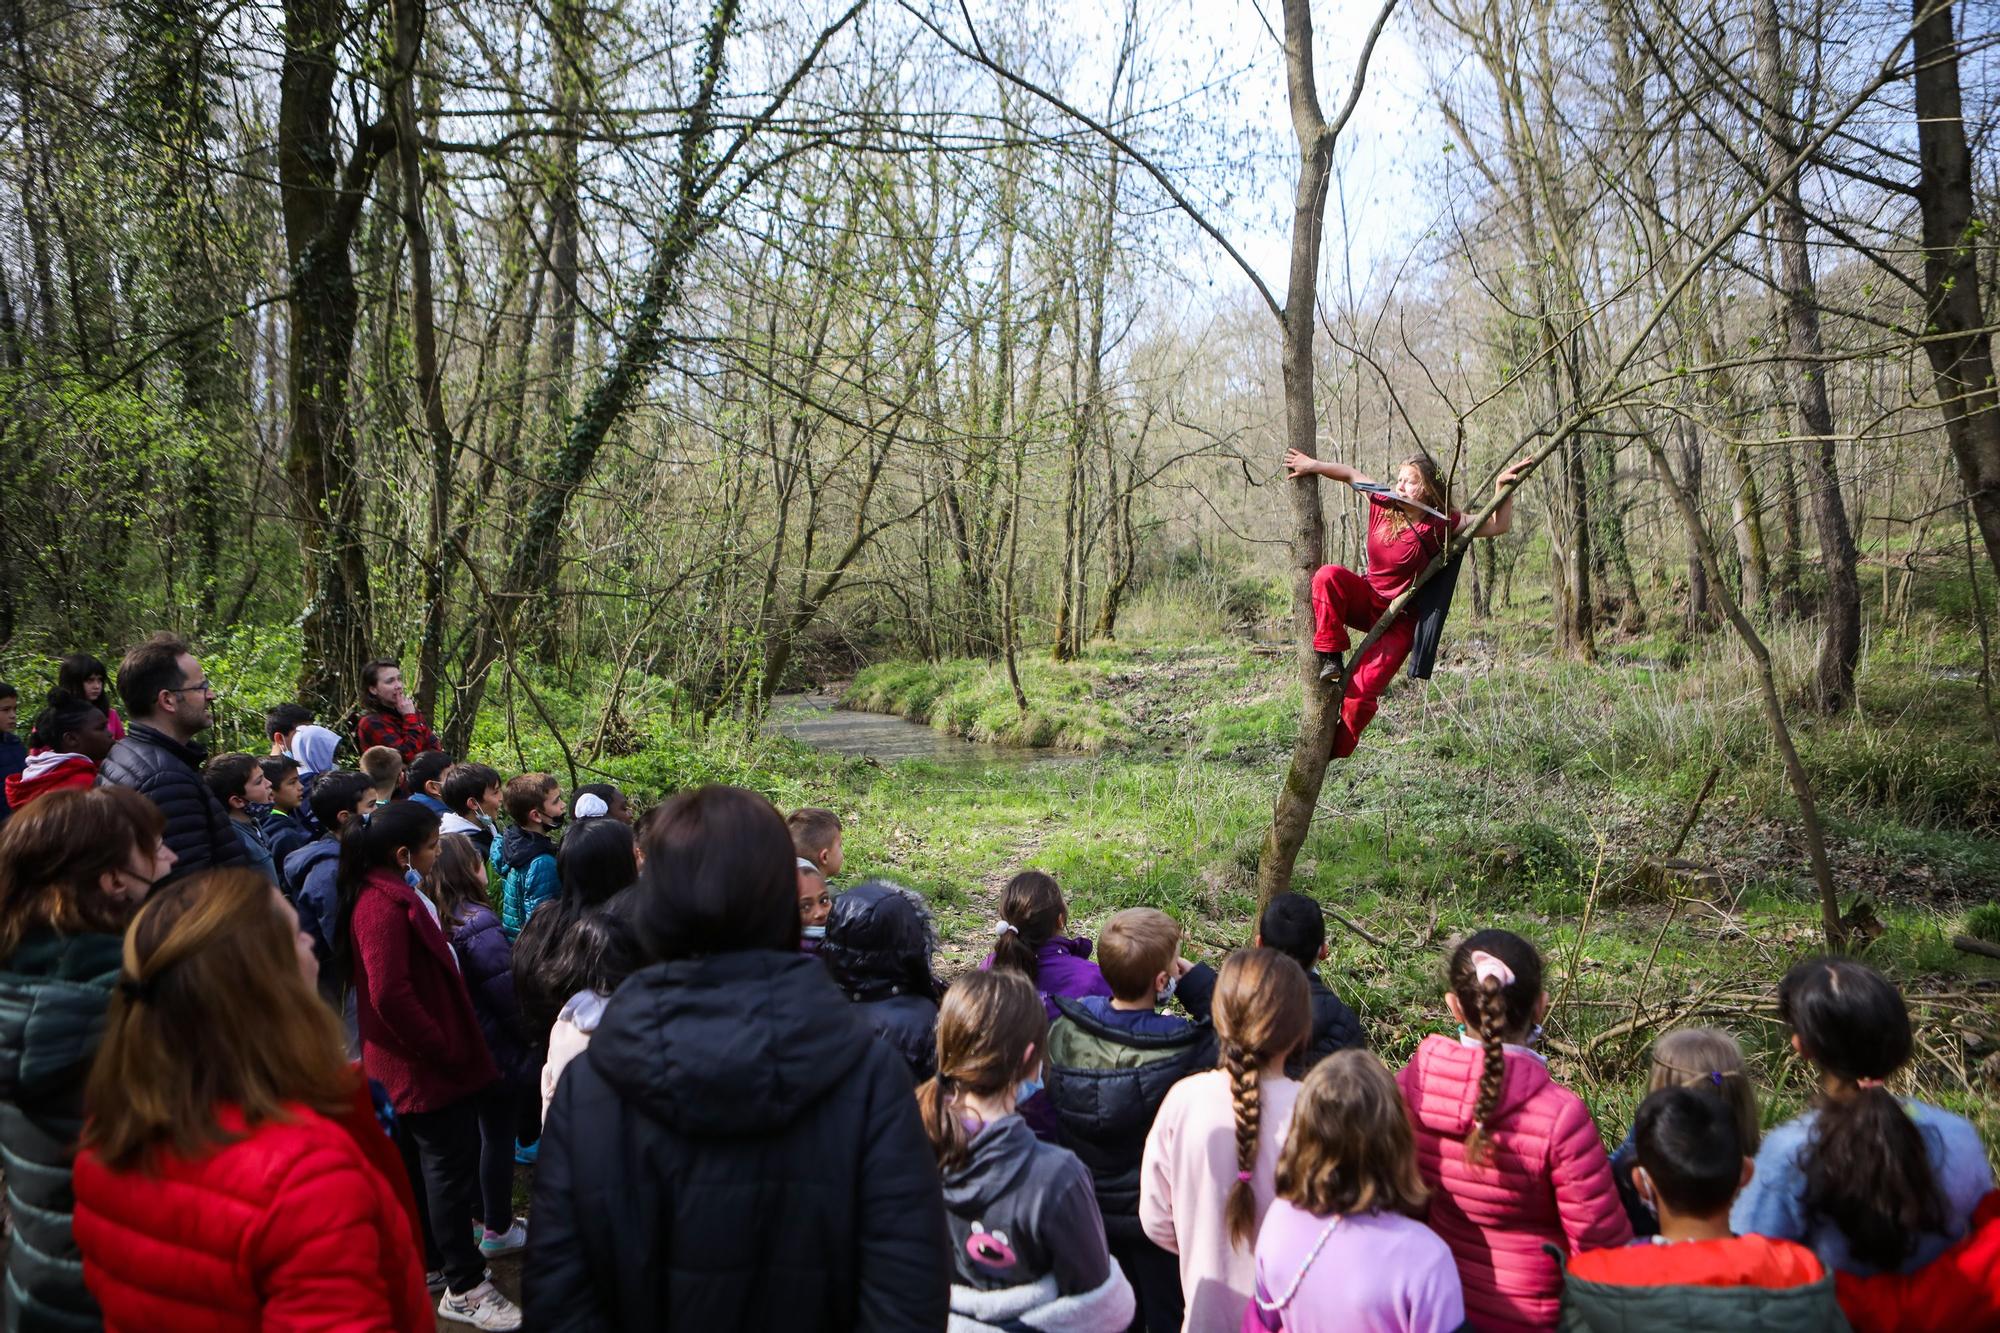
xmin=1283 ymin=449 xmax=1531 ymax=759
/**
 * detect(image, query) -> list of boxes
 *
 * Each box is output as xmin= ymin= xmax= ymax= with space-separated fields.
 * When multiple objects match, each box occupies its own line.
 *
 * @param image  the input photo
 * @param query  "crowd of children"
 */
xmin=0 ymin=638 xmax=1996 ymax=1333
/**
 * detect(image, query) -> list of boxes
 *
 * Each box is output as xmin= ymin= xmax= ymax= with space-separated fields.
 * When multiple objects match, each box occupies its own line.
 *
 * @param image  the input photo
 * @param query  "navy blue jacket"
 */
xmin=261 ymin=808 xmax=314 ymax=872
xmin=283 ymin=837 xmax=344 ymax=1011
xmin=0 ymin=730 xmax=25 ymax=824
xmin=448 ymin=902 xmax=535 ymax=1086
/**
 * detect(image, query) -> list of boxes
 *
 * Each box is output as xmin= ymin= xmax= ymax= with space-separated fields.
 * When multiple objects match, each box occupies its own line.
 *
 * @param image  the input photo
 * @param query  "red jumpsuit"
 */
xmin=1311 ymin=497 xmax=1461 ymax=758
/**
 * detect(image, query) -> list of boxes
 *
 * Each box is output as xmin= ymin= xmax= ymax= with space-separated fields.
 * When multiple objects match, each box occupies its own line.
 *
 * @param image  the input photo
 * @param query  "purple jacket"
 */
xmin=980 ymin=935 xmax=1114 ymax=1022
xmin=447 ymin=901 xmax=535 ymax=1087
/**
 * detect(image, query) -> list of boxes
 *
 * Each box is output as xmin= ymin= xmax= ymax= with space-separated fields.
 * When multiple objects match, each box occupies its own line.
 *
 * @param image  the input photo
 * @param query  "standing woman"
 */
xmin=1282 ymin=450 xmax=1528 ymax=758
xmin=337 ymin=801 xmax=520 ymax=1330
xmin=0 ymin=787 xmax=175 ymax=1332
xmin=71 ymin=869 xmax=431 ymax=1331
xmin=57 ymin=654 xmax=124 ymax=742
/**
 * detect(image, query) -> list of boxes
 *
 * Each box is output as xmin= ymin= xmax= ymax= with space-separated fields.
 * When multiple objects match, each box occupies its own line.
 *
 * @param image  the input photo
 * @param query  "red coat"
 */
xmin=4 ymin=751 xmax=98 ymax=811
xmin=350 ymin=867 xmax=497 ymax=1113
xmin=1837 ymin=1191 xmax=2000 ymax=1333
xmin=72 ymin=1086 xmax=431 ymax=1332
xmin=1398 ymin=1035 xmax=1632 ymax=1332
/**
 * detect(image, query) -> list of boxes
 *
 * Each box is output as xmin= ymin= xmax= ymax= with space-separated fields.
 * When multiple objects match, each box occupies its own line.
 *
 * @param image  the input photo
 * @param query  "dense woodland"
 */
xmin=2 ymin=0 xmax=1996 ymax=902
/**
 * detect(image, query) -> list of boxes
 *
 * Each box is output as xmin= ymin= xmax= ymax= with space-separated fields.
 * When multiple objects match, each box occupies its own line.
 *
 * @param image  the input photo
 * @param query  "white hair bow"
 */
xmin=1469 ymin=950 xmax=1516 ymax=988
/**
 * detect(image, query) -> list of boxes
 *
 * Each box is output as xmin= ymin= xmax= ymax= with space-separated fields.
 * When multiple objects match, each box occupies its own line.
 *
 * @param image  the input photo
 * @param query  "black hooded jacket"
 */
xmin=820 ymin=881 xmax=942 ymax=1082
xmin=525 ymin=950 xmax=948 ymax=1332
xmin=1287 ymin=970 xmax=1366 ymax=1080
xmin=942 ymin=1114 xmax=1111 ymax=1297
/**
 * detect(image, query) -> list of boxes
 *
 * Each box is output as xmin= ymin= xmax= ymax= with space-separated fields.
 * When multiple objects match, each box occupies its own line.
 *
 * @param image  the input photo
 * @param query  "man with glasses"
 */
xmin=96 ymin=632 xmax=246 ymax=885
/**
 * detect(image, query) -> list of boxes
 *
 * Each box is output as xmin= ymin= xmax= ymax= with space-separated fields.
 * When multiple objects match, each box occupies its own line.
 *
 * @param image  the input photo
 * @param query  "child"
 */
xmin=919 ymin=970 xmax=1135 ymax=1331
xmin=56 ymin=653 xmax=124 ymax=740
xmin=1255 ymin=892 xmax=1364 ymax=1077
xmin=821 ymin=881 xmax=942 ymax=1081
xmin=0 ymin=681 xmax=22 ymax=824
xmin=796 ymin=859 xmax=830 ymax=948
xmin=360 ymin=745 xmax=404 ymax=807
xmin=334 ymin=801 xmax=518 ymax=1329
xmin=264 ymin=702 xmax=313 ymax=756
xmin=1395 ymin=929 xmax=1630 ymax=1331
xmin=572 ymin=782 xmax=630 ymax=823
xmin=282 ymin=771 xmax=376 ymax=1007
xmin=514 ymin=817 xmax=640 ymax=1042
xmin=439 ymin=762 xmax=503 ymax=862
xmin=540 ymin=909 xmax=641 ymax=1125
xmin=406 ymin=750 xmax=455 ymax=816
xmin=257 ymin=755 xmax=313 ymax=869
xmin=1732 ymin=957 xmax=1992 ymax=1275
xmin=1611 ymin=1028 xmax=1759 ymax=1237
xmin=1562 ymin=1088 xmax=1841 ymax=1328
xmin=983 ymin=869 xmax=1112 ymax=1022
xmin=497 ymin=772 xmax=564 ymax=938
xmin=1141 ymin=948 xmax=1310 ymax=1332
xmin=788 ymin=806 xmax=844 ymax=879
xmin=202 ymin=752 xmax=280 ymax=885
xmin=1044 ymin=906 xmax=1218 ymax=1333
xmin=1246 ymin=1049 xmax=1464 ymax=1333
xmin=6 ymin=690 xmax=113 ymax=811
xmin=428 ymin=834 xmax=534 ymax=1260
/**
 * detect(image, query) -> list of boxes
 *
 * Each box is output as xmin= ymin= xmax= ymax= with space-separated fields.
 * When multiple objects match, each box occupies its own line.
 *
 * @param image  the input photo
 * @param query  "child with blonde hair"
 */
xmin=1611 ymin=1027 xmax=1759 ymax=1236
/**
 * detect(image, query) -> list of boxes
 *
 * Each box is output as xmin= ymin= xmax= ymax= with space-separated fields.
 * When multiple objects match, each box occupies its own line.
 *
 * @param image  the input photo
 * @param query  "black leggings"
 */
xmin=398 ymin=1096 xmax=487 ymax=1293
xmin=474 ymin=1079 xmax=527 ymax=1231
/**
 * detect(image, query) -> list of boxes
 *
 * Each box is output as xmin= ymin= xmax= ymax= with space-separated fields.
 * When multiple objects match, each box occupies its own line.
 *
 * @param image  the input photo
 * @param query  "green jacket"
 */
xmin=1558 ymin=1256 xmax=1851 ymax=1332
xmin=0 ymin=929 xmax=124 ymax=1332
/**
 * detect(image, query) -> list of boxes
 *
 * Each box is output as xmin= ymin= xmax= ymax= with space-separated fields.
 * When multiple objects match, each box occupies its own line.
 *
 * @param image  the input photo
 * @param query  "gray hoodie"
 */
xmin=942 ymin=1114 xmax=1117 ymax=1297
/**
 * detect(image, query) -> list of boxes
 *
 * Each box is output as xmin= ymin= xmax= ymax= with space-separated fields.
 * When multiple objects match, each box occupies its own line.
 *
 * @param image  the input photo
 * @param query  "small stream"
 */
xmin=767 ymin=693 xmax=1044 ymax=764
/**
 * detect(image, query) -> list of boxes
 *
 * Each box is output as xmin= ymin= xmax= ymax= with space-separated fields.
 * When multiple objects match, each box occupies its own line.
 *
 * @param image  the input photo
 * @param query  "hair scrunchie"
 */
xmin=1468 ymin=950 xmax=1515 ymax=987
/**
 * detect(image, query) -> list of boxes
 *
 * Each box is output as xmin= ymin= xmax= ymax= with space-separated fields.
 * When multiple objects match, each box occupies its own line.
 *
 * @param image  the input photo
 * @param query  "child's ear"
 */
xmin=1445 ymin=992 xmax=1468 ymax=1027
xmin=1533 ymin=990 xmax=1551 ymax=1024
xmin=1317 ymin=942 xmax=1329 ymax=962
xmin=1252 ymin=932 xmax=1263 ymax=949
xmin=1738 ymin=1156 xmax=1756 ymax=1191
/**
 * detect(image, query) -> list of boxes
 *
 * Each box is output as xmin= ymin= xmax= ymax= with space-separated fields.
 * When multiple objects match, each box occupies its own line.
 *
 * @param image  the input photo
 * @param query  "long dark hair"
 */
xmin=332 ymin=801 xmax=440 ymax=983
xmin=515 ymin=818 xmax=639 ymax=1038
xmin=57 ymin=653 xmax=113 ymax=718
xmin=633 ymin=784 xmax=797 ymax=961
xmin=1781 ymin=957 xmax=1945 ymax=1270
xmin=428 ymin=833 xmax=491 ymax=926
xmin=1448 ymin=928 xmax=1544 ymax=1166
xmin=991 ymin=870 xmax=1064 ymax=982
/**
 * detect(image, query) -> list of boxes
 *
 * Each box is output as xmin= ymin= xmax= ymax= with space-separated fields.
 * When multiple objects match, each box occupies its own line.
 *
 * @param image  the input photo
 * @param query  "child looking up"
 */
xmin=1255 ymin=892 xmax=1363 ymax=1077
xmin=359 ymin=746 xmax=403 ymax=807
xmin=788 ymin=806 xmax=843 ymax=879
xmin=1141 ymin=948 xmax=1311 ymax=1332
xmin=920 ymin=970 xmax=1135 ymax=1331
xmin=203 ymin=752 xmax=280 ymax=885
xmin=1044 ymin=906 xmax=1218 ymax=1333
xmin=1562 ymin=1088 xmax=1842 ymax=1329
xmin=796 ymin=859 xmax=830 ymax=948
xmin=257 ymin=755 xmax=313 ymax=868
xmin=1611 ymin=1027 xmax=1759 ymax=1237
xmin=1732 ymin=957 xmax=1992 ymax=1275
xmin=498 ymin=772 xmax=564 ymax=938
xmin=1246 ymin=1049 xmax=1464 ymax=1333
xmin=983 ymin=870 xmax=1112 ymax=1022
xmin=1396 ymin=929 xmax=1629 ymax=1331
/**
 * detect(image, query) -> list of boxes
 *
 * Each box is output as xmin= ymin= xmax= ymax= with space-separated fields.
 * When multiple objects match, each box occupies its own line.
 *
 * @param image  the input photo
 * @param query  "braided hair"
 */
xmin=1215 ymin=948 xmax=1312 ymax=1248
xmin=1447 ymin=929 xmax=1544 ymax=1167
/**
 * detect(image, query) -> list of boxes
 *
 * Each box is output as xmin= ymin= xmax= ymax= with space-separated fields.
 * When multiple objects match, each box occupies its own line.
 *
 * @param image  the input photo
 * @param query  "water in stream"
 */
xmin=767 ymin=693 xmax=1043 ymax=764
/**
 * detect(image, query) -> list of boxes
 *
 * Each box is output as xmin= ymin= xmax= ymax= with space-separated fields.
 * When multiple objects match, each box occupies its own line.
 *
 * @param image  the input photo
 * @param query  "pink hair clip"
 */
xmin=1468 ymin=950 xmax=1515 ymax=988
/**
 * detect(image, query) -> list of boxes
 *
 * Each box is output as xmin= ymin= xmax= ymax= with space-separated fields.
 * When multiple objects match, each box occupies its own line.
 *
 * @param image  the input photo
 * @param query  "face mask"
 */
xmin=404 ymin=868 xmax=423 ymax=890
xmin=1015 ymin=1073 xmax=1044 ymax=1104
xmin=245 ymin=802 xmax=274 ymax=821
xmin=546 ymin=815 xmax=566 ymax=832
xmin=1156 ymin=974 xmax=1178 ymax=1007
xmin=802 ymin=925 xmax=827 ymax=941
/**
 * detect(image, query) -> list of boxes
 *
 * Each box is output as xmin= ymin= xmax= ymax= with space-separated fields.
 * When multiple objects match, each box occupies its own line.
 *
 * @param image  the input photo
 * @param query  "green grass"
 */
xmin=844 ymin=655 xmax=1130 ymax=752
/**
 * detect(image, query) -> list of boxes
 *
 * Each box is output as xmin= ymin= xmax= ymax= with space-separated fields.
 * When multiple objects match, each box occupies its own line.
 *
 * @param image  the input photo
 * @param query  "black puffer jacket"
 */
xmin=1288 ymin=970 xmax=1366 ymax=1080
xmin=526 ymin=950 xmax=948 ymax=1331
xmin=820 ymin=881 xmax=942 ymax=1081
xmin=0 ymin=929 xmax=124 ymax=1333
xmin=96 ymin=724 xmax=244 ymax=884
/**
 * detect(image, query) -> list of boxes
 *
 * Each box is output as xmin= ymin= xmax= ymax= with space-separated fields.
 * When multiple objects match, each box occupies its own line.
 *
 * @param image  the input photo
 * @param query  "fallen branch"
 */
xmin=1953 ymin=934 xmax=2000 ymax=962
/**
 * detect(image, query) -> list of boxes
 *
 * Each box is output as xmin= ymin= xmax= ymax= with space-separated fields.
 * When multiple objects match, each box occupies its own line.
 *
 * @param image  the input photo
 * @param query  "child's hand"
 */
xmin=1283 ymin=448 xmax=1321 ymax=480
xmin=1173 ymin=956 xmax=1195 ymax=978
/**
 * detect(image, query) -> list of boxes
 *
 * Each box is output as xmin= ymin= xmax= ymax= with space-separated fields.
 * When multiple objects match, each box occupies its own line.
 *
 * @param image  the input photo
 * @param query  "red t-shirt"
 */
xmin=1365 ymin=495 xmax=1462 ymax=599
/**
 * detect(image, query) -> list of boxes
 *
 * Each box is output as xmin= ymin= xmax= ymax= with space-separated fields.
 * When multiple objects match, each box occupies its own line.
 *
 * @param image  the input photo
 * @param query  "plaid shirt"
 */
xmin=354 ymin=707 xmax=439 ymax=764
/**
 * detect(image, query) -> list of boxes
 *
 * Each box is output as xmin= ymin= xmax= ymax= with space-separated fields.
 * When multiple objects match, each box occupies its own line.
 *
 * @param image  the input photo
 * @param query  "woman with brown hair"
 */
xmin=70 ymin=868 xmax=431 ymax=1331
xmin=1139 ymin=948 xmax=1311 ymax=1331
xmin=1282 ymin=449 xmax=1529 ymax=757
xmin=1244 ymin=1050 xmax=1464 ymax=1332
xmin=0 ymin=786 xmax=174 ymax=1332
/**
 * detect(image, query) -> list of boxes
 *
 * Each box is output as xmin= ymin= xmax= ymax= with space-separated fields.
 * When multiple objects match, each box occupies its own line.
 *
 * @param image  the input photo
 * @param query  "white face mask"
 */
xmin=1156 ymin=974 xmax=1178 ymax=1007
xmin=802 ymin=925 xmax=827 ymax=940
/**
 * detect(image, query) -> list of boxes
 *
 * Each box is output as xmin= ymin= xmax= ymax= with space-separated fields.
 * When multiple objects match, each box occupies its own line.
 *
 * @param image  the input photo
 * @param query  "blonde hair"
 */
xmin=1648 ymin=1027 xmax=1760 ymax=1155
xmin=1380 ymin=453 xmax=1449 ymax=537
xmin=1216 ymin=949 xmax=1312 ymax=1249
xmin=1277 ymin=1050 xmax=1428 ymax=1218
xmin=359 ymin=745 xmax=403 ymax=796
xmin=1098 ymin=907 xmax=1182 ymax=1001
xmin=916 ymin=970 xmax=1045 ymax=1170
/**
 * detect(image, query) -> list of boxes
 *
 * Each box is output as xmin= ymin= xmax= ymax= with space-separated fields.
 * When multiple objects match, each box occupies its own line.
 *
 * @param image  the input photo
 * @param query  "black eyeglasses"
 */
xmin=167 ymin=680 xmax=216 ymax=697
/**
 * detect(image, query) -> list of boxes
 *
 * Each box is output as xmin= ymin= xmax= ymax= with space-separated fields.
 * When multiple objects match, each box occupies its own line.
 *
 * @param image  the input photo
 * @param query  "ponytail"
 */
xmin=1447 ymin=929 xmax=1544 ymax=1167
xmin=923 ymin=971 xmax=1045 ymax=1171
xmin=918 ymin=1072 xmax=975 ymax=1171
xmin=1781 ymin=957 xmax=1945 ymax=1270
xmin=1213 ymin=949 xmax=1311 ymax=1249
xmin=1222 ymin=1035 xmax=1262 ymax=1248
xmin=990 ymin=870 xmax=1064 ymax=983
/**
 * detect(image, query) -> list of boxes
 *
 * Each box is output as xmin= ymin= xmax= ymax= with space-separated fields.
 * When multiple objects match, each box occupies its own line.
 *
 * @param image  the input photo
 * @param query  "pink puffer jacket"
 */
xmin=1396 ymin=1035 xmax=1630 ymax=1331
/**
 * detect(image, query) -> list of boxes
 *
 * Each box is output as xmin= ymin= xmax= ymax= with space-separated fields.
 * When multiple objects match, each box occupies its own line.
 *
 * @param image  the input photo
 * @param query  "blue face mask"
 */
xmin=404 ymin=867 xmax=423 ymax=890
xmin=1015 ymin=1073 xmax=1044 ymax=1104
xmin=1156 ymin=974 xmax=1178 ymax=1008
xmin=801 ymin=925 xmax=827 ymax=941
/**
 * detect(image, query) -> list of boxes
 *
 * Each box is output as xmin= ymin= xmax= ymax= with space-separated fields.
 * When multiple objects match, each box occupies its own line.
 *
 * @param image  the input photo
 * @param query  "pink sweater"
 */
xmin=1140 ymin=1068 xmax=1300 ymax=1333
xmin=1396 ymin=1035 xmax=1630 ymax=1332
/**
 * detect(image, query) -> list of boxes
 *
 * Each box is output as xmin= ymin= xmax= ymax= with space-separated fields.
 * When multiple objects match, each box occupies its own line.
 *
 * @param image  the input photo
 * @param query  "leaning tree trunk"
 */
xmin=1756 ymin=0 xmax=1859 ymax=712
xmin=1911 ymin=0 xmax=2000 ymax=588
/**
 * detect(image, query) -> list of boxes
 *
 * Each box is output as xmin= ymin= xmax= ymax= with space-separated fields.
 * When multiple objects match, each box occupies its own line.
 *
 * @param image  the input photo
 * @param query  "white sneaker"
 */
xmin=479 ymin=1219 xmax=528 ymax=1257
xmin=437 ymin=1280 xmax=523 ymax=1330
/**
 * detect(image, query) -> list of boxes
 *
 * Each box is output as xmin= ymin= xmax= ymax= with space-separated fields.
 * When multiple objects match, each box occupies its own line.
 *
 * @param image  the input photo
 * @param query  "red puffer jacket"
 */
xmin=1397 ymin=1035 xmax=1632 ymax=1331
xmin=1837 ymin=1190 xmax=2000 ymax=1333
xmin=72 ymin=1087 xmax=430 ymax=1332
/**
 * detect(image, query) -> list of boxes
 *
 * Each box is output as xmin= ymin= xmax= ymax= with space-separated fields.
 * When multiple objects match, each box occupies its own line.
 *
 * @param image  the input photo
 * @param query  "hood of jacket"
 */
xmin=942 ymin=1113 xmax=1041 ymax=1217
xmin=500 ymin=824 xmax=555 ymax=872
xmin=588 ymin=949 xmax=873 ymax=1138
xmin=820 ymin=880 xmax=937 ymax=1001
xmin=1403 ymin=1032 xmax=1552 ymax=1140
xmin=283 ymin=835 xmax=341 ymax=885
xmin=287 ymin=724 xmax=342 ymax=777
xmin=0 ymin=929 xmax=125 ymax=1101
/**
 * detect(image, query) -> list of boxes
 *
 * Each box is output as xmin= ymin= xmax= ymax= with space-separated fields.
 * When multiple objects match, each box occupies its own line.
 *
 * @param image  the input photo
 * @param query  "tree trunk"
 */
xmin=1756 ymin=0 xmax=1859 ymax=712
xmin=1911 ymin=0 xmax=2000 ymax=588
